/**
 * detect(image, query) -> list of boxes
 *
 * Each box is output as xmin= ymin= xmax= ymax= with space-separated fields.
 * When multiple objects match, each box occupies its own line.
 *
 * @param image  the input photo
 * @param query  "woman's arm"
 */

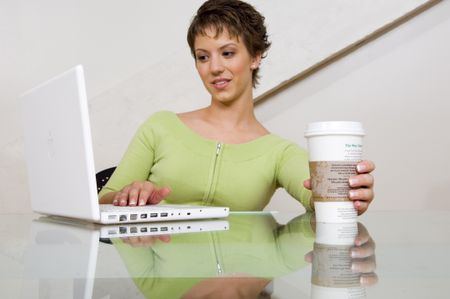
xmin=99 ymin=114 xmax=171 ymax=206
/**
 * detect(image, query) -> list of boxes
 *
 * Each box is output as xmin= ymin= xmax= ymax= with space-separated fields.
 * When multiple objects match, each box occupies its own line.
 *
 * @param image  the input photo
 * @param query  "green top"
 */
xmin=99 ymin=111 xmax=312 ymax=211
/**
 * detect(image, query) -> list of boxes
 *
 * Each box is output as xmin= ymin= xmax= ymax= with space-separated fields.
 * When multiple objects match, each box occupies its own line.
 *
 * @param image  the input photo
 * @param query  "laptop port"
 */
xmin=160 ymin=212 xmax=168 ymax=217
xmin=130 ymin=214 xmax=137 ymax=220
xmin=160 ymin=227 xmax=168 ymax=232
xmin=150 ymin=227 xmax=158 ymax=232
xmin=119 ymin=215 xmax=127 ymax=222
xmin=108 ymin=215 xmax=117 ymax=220
xmin=119 ymin=226 xmax=127 ymax=234
xmin=140 ymin=227 xmax=148 ymax=233
xmin=150 ymin=213 xmax=158 ymax=218
xmin=140 ymin=214 xmax=148 ymax=219
xmin=130 ymin=227 xmax=138 ymax=233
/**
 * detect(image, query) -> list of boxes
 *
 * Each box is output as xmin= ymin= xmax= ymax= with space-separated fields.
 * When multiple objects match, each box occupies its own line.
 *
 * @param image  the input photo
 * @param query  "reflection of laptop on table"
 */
xmin=25 ymin=217 xmax=229 ymax=298
xmin=20 ymin=65 xmax=229 ymax=224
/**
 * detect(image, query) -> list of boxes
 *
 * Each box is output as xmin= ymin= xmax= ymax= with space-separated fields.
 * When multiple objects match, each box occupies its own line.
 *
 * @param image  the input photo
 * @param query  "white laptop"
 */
xmin=20 ymin=65 xmax=229 ymax=224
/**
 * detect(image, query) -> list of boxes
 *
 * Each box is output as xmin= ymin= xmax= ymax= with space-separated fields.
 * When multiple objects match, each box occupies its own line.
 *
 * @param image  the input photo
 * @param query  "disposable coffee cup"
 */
xmin=305 ymin=121 xmax=365 ymax=223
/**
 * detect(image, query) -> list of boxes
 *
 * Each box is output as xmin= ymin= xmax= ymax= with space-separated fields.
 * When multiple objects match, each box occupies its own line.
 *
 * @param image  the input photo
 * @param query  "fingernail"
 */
xmin=349 ymin=178 xmax=357 ymax=187
xmin=357 ymin=164 xmax=366 ymax=173
xmin=139 ymin=199 xmax=145 ymax=206
xmin=352 ymin=263 xmax=360 ymax=272
xmin=360 ymin=276 xmax=369 ymax=285
xmin=112 ymin=199 xmax=118 ymax=205
xmin=351 ymin=250 xmax=358 ymax=258
xmin=129 ymin=200 xmax=136 ymax=206
xmin=120 ymin=200 xmax=126 ymax=206
xmin=349 ymin=190 xmax=358 ymax=198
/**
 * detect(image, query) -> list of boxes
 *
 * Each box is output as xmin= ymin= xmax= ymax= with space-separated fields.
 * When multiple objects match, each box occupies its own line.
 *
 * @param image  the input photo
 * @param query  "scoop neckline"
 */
xmin=168 ymin=111 xmax=274 ymax=147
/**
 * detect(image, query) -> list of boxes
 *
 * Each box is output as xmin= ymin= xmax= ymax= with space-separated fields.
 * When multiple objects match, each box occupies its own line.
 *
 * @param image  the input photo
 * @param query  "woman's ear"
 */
xmin=251 ymin=53 xmax=262 ymax=70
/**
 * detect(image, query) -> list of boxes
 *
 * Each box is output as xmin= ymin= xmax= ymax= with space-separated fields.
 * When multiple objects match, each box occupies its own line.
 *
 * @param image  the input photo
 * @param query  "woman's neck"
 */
xmin=205 ymin=94 xmax=257 ymax=131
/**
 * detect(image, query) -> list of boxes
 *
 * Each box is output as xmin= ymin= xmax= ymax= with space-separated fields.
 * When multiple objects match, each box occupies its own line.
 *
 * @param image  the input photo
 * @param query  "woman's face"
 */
xmin=194 ymin=27 xmax=260 ymax=104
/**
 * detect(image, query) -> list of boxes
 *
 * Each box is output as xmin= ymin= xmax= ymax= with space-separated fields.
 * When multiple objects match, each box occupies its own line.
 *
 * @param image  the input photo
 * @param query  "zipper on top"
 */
xmin=203 ymin=142 xmax=222 ymax=204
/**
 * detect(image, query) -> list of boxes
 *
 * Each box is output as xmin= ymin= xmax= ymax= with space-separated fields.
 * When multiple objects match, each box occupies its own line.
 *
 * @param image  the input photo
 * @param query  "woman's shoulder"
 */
xmin=139 ymin=110 xmax=177 ymax=128
xmin=132 ymin=111 xmax=180 ymax=139
xmin=267 ymin=134 xmax=308 ymax=156
xmin=146 ymin=110 xmax=176 ymax=122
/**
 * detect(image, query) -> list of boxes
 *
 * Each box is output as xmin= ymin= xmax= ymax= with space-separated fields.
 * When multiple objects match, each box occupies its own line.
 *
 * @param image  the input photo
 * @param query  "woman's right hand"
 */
xmin=121 ymin=235 xmax=171 ymax=248
xmin=112 ymin=181 xmax=171 ymax=206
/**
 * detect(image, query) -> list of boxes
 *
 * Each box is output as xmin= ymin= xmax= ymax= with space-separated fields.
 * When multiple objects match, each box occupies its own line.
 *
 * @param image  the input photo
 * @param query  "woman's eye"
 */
xmin=196 ymin=55 xmax=208 ymax=62
xmin=223 ymin=51 xmax=234 ymax=58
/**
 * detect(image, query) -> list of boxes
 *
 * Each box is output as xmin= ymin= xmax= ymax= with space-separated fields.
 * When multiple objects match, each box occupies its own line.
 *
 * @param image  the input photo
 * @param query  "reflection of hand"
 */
xmin=182 ymin=277 xmax=271 ymax=299
xmin=351 ymin=222 xmax=378 ymax=286
xmin=303 ymin=160 xmax=375 ymax=215
xmin=121 ymin=235 xmax=171 ymax=248
xmin=112 ymin=181 xmax=171 ymax=206
xmin=305 ymin=222 xmax=378 ymax=287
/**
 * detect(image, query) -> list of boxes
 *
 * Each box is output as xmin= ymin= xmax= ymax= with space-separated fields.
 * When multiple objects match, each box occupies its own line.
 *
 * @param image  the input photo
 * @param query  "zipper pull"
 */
xmin=217 ymin=262 xmax=223 ymax=275
xmin=216 ymin=143 xmax=222 ymax=155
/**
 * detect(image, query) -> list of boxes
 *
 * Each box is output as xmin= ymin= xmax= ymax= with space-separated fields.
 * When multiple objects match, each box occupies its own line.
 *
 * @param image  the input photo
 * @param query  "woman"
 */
xmin=99 ymin=0 xmax=375 ymax=214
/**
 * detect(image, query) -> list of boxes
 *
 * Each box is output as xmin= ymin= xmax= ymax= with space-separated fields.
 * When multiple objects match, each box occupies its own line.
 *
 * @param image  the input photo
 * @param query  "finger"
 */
xmin=351 ymin=239 xmax=376 ymax=259
xmin=117 ymin=191 xmax=130 ymax=206
xmin=138 ymin=189 xmax=151 ymax=206
xmin=303 ymin=179 xmax=311 ymax=190
xmin=356 ymin=160 xmax=375 ymax=174
xmin=304 ymin=251 xmax=313 ymax=263
xmin=355 ymin=223 xmax=370 ymax=246
xmin=360 ymin=273 xmax=379 ymax=286
xmin=123 ymin=237 xmax=141 ymax=247
xmin=149 ymin=187 xmax=171 ymax=204
xmin=349 ymin=174 xmax=374 ymax=188
xmin=128 ymin=187 xmax=139 ymax=206
xmin=353 ymin=200 xmax=369 ymax=215
xmin=159 ymin=187 xmax=171 ymax=198
xmin=158 ymin=235 xmax=171 ymax=243
xmin=117 ymin=185 xmax=132 ymax=206
xmin=349 ymin=188 xmax=374 ymax=202
xmin=139 ymin=236 xmax=157 ymax=247
xmin=112 ymin=193 xmax=120 ymax=206
xmin=352 ymin=256 xmax=377 ymax=274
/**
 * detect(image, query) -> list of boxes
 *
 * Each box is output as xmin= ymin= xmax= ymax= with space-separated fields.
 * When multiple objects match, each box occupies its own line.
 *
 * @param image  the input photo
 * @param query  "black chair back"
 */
xmin=95 ymin=167 xmax=116 ymax=193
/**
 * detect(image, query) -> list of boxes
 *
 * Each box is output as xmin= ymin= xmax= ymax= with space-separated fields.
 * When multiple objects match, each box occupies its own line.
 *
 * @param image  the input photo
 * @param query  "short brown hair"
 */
xmin=187 ymin=0 xmax=271 ymax=87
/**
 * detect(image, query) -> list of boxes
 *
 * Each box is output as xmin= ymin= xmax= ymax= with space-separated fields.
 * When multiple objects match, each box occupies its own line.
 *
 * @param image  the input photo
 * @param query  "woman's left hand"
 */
xmin=348 ymin=160 xmax=375 ymax=215
xmin=303 ymin=160 xmax=375 ymax=215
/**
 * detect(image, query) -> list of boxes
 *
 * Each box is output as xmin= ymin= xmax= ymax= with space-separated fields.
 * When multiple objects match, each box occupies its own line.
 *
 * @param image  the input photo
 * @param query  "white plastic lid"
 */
xmin=304 ymin=121 xmax=365 ymax=137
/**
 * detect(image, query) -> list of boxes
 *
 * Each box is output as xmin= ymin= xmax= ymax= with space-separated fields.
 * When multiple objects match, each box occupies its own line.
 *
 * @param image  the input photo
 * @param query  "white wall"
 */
xmin=260 ymin=0 xmax=450 ymax=213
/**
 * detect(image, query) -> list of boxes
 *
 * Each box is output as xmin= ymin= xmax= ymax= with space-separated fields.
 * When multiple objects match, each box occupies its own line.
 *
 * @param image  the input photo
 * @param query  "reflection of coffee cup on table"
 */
xmin=311 ymin=222 xmax=366 ymax=299
xmin=305 ymin=122 xmax=365 ymax=223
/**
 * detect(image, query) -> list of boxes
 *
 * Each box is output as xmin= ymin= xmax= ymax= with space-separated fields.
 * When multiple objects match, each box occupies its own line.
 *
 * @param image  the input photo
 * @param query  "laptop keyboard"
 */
xmin=99 ymin=204 xmax=198 ymax=212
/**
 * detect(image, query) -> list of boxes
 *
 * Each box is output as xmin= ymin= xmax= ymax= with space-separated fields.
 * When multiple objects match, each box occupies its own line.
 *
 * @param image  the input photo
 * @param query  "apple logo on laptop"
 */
xmin=47 ymin=130 xmax=56 ymax=159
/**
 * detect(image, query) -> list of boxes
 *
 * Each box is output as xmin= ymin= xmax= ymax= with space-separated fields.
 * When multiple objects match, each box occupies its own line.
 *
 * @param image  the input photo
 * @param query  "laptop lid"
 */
xmin=21 ymin=65 xmax=100 ymax=221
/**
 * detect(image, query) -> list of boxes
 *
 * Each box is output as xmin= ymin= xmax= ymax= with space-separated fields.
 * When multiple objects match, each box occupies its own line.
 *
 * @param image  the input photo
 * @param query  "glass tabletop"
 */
xmin=0 ymin=210 xmax=449 ymax=298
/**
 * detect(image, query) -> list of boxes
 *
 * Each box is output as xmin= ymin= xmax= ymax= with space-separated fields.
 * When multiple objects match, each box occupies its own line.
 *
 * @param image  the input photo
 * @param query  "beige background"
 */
xmin=1 ymin=0 xmax=448 ymax=213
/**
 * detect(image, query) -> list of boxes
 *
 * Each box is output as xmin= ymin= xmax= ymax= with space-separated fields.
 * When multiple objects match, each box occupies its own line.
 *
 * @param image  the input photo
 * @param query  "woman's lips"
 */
xmin=212 ymin=78 xmax=231 ymax=89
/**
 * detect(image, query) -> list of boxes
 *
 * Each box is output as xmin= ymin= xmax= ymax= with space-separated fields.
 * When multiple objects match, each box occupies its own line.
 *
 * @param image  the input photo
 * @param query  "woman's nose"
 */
xmin=209 ymin=56 xmax=225 ymax=74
